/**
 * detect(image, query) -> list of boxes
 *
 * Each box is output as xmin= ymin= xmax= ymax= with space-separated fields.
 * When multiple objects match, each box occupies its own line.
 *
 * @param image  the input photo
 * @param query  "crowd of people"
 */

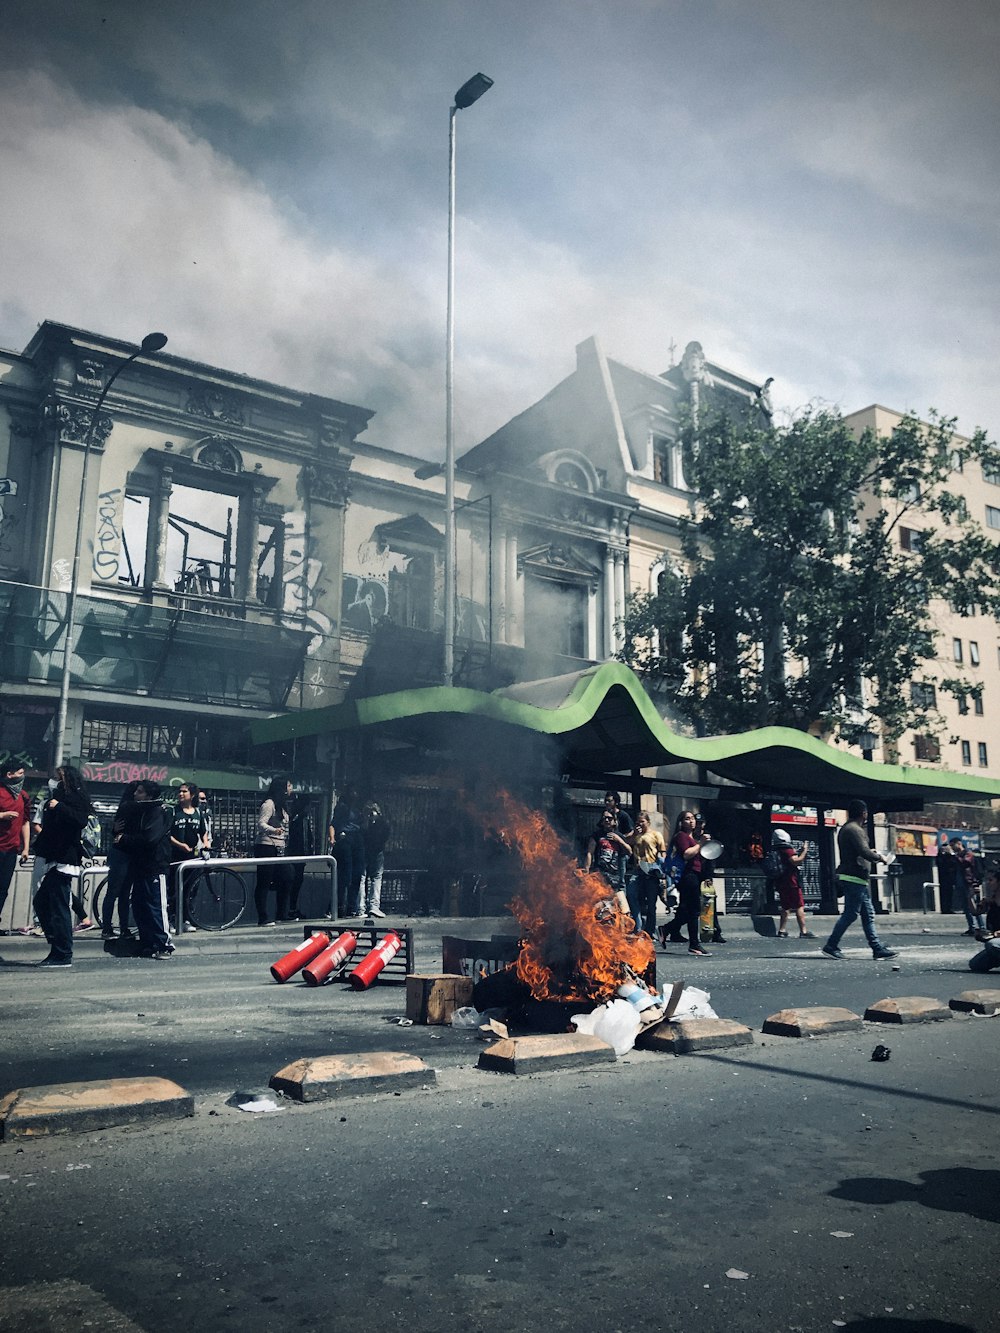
xmin=4 ymin=752 xmax=999 ymax=973
xmin=0 ymin=757 xmax=392 ymax=968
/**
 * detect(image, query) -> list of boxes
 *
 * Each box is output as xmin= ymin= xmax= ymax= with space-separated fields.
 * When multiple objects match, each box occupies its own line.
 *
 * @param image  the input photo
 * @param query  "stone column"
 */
xmin=603 ymin=548 xmax=616 ymax=657
xmin=505 ymin=529 xmax=520 ymax=646
xmin=145 ymin=465 xmax=172 ymax=590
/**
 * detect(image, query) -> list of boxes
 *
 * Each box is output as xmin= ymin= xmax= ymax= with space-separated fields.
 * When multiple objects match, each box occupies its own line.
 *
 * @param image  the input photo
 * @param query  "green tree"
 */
xmin=619 ymin=407 xmax=1000 ymax=741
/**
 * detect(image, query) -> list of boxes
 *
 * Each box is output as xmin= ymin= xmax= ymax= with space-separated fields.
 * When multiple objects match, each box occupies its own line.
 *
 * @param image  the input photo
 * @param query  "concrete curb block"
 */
xmin=477 ymin=1033 xmax=616 ymax=1074
xmin=637 ymin=1017 xmax=754 ymax=1054
xmin=762 ymin=1006 xmax=863 ymax=1038
xmin=0 ymin=1077 xmax=193 ymax=1140
xmin=269 ymin=1052 xmax=435 ymax=1102
xmin=864 ymin=996 xmax=953 ymax=1024
xmin=949 ymin=989 xmax=1000 ymax=1015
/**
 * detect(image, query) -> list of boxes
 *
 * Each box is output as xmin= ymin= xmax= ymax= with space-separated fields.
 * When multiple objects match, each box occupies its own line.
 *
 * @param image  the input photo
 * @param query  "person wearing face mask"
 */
xmin=0 ymin=759 xmax=32 ymax=932
xmin=31 ymin=765 xmax=93 ymax=968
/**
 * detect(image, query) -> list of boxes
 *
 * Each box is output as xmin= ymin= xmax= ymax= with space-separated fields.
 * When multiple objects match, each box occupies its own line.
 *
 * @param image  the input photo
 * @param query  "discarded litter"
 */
xmin=235 ymin=1098 xmax=282 ymax=1114
xmin=871 ymin=1045 xmax=891 ymax=1062
xmin=665 ymin=983 xmax=717 ymax=1022
xmin=726 ymin=1268 xmax=750 ymax=1280
xmin=383 ymin=1015 xmax=414 ymax=1026
xmin=571 ymin=998 xmax=641 ymax=1055
xmin=451 ymin=1006 xmax=482 ymax=1029
xmin=829 ymin=1231 xmax=854 ymax=1238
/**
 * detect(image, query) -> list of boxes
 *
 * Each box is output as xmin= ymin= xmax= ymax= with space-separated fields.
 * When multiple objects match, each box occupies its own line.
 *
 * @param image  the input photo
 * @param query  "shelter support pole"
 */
xmin=816 ymin=804 xmax=838 ymax=914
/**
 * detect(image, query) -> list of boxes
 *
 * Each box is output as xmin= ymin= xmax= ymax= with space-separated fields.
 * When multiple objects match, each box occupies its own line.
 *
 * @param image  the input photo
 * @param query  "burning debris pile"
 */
xmin=475 ymin=791 xmax=655 ymax=1009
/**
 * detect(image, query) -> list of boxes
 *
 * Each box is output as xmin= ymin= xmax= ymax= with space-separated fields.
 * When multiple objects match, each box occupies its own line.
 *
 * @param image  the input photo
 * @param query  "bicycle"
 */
xmin=90 ymin=860 xmax=248 ymax=931
xmin=180 ymin=861 xmax=248 ymax=930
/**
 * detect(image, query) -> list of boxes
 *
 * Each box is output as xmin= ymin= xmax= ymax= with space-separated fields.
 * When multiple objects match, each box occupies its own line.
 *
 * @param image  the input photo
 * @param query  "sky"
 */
xmin=2 ymin=0 xmax=998 ymax=459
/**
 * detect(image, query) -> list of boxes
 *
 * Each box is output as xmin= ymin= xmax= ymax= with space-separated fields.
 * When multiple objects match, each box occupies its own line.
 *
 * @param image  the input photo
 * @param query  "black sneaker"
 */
xmin=822 ymin=944 xmax=844 ymax=960
xmin=873 ymin=948 xmax=898 ymax=960
xmin=149 ymin=950 xmax=175 ymax=960
xmin=36 ymin=957 xmax=72 ymax=968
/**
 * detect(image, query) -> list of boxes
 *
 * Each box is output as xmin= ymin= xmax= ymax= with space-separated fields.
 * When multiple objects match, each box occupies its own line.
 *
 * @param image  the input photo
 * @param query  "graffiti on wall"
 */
xmin=92 ymin=488 xmax=124 ymax=581
xmin=83 ymin=762 xmax=169 ymax=786
xmin=341 ymin=537 xmax=401 ymax=633
xmin=281 ymin=510 xmax=332 ymax=646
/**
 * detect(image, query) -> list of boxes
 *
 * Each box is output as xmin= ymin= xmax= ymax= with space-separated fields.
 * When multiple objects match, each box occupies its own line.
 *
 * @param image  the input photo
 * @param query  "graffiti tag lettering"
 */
xmin=82 ymin=762 xmax=168 ymax=786
xmin=93 ymin=488 xmax=123 ymax=581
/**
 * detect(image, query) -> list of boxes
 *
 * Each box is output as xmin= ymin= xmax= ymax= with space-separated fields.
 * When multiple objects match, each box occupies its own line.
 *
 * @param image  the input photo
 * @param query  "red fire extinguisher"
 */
xmin=302 ymin=931 xmax=358 ymax=987
xmin=348 ymin=931 xmax=402 ymax=990
xmin=270 ymin=931 xmax=331 ymax=983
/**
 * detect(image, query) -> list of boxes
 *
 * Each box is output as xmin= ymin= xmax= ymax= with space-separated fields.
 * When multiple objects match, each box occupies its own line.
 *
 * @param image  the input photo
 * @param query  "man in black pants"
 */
xmin=115 ymin=780 xmax=173 ymax=959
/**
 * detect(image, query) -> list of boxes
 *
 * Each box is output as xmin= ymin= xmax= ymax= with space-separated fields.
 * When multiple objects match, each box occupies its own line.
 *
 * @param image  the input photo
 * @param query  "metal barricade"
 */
xmin=176 ymin=854 xmax=337 ymax=933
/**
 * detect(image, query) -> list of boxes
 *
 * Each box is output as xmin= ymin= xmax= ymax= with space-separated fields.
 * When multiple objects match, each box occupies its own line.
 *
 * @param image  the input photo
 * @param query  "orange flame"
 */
xmin=479 ymin=791 xmax=654 ymax=1002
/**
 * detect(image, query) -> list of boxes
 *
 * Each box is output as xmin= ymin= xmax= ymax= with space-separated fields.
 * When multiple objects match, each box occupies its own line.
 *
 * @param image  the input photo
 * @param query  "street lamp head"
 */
xmin=454 ymin=73 xmax=493 ymax=109
xmin=141 ymin=331 xmax=168 ymax=353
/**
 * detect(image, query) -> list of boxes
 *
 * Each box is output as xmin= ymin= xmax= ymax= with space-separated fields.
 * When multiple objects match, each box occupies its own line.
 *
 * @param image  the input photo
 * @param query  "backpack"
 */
xmin=763 ymin=847 xmax=785 ymax=879
xmin=663 ymin=848 xmax=686 ymax=886
xmin=81 ymin=813 xmax=102 ymax=859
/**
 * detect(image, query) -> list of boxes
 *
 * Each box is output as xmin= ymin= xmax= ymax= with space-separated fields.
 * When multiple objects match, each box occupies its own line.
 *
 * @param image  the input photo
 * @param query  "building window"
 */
xmin=984 ymin=456 xmax=1000 ymax=485
xmin=524 ymin=576 xmax=587 ymax=659
xmin=974 ymin=694 xmax=984 ymax=716
xmin=979 ymin=742 xmax=989 ymax=767
xmin=957 ymin=696 xmax=969 ymax=715
xmin=910 ymin=681 xmax=937 ymax=709
xmin=986 ymin=505 xmax=1000 ymax=529
xmin=913 ymin=734 xmax=940 ymax=762
xmin=652 ymin=436 xmax=679 ymax=488
xmin=899 ymin=527 xmax=924 ymax=552
xmin=970 ymin=640 xmax=980 ymax=666
xmin=953 ymin=638 xmax=963 ymax=663
xmin=388 ymin=552 xmax=435 ymax=631
xmin=961 ymin=740 xmax=971 ymax=765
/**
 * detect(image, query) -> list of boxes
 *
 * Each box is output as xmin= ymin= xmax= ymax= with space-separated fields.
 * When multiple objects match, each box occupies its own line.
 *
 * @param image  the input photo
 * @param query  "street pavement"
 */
xmin=1 ymin=911 xmax=998 ymax=1332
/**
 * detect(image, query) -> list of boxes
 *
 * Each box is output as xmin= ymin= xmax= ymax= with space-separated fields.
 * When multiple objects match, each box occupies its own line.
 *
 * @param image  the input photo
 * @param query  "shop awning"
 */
xmin=251 ymin=661 xmax=1000 ymax=812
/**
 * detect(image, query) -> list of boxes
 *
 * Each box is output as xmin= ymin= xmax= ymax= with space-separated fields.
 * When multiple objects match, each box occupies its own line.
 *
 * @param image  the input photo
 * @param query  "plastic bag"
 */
xmin=450 ymin=1006 xmax=482 ymax=1029
xmin=663 ymin=983 xmax=717 ymax=1021
xmin=571 ymin=998 xmax=642 ymax=1056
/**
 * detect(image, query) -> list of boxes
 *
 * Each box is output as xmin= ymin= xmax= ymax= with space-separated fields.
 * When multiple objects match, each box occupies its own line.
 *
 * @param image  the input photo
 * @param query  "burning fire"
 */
xmin=482 ymin=791 xmax=655 ymax=1003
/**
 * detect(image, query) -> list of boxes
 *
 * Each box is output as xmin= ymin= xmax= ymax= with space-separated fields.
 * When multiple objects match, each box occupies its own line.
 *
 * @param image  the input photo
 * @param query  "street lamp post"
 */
xmin=52 ymin=331 xmax=168 ymax=767
xmin=445 ymin=72 xmax=493 ymax=687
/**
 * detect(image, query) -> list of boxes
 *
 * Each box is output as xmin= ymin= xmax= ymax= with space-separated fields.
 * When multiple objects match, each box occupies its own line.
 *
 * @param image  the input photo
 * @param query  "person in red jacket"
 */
xmin=0 ymin=758 xmax=32 ymax=931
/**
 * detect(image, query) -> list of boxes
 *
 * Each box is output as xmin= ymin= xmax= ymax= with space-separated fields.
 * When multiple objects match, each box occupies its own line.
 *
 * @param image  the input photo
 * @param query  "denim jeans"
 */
xmin=826 ymin=879 xmax=885 ymax=953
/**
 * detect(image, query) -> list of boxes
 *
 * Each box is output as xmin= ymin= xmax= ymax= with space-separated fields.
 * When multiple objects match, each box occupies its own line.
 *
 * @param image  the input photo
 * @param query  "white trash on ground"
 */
xmin=451 ymin=1006 xmax=482 ymax=1029
xmin=571 ymin=998 xmax=642 ymax=1055
xmin=662 ymin=984 xmax=717 ymax=1021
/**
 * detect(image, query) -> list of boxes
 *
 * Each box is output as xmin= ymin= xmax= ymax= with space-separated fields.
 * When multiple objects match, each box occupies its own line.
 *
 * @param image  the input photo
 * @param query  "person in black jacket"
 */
xmin=114 ymin=779 xmax=173 ymax=959
xmin=32 ymin=765 xmax=92 ymax=968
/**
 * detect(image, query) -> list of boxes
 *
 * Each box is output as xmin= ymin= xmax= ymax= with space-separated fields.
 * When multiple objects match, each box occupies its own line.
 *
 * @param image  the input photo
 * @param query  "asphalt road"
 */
xmin=1 ymin=913 xmax=998 ymax=1332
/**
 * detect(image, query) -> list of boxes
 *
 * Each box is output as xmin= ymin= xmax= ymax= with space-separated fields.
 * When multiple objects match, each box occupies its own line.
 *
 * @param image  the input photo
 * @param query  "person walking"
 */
xmin=0 ymin=758 xmax=31 ymax=932
xmin=285 ymin=793 xmax=314 ymax=921
xmin=953 ymin=839 xmax=986 ymax=936
xmin=772 ymin=829 xmax=816 ymax=939
xmin=328 ymin=784 xmax=364 ymax=917
xmin=624 ymin=810 xmax=667 ymax=940
xmin=361 ymin=801 xmax=391 ymax=917
xmin=114 ymin=780 xmax=173 ymax=959
xmin=100 ymin=780 xmax=141 ymax=940
xmin=168 ymin=782 xmax=209 ymax=932
xmin=822 ymin=799 xmax=897 ymax=960
xmin=667 ymin=810 xmax=712 ymax=957
xmin=254 ymin=777 xmax=291 ymax=925
xmin=583 ymin=810 xmax=632 ymax=900
xmin=936 ymin=834 xmax=958 ymax=916
xmin=31 ymin=765 xmax=92 ymax=968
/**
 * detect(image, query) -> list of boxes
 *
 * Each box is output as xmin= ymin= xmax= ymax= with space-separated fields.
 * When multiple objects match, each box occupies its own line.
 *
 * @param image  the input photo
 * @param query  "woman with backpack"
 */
xmin=31 ymin=765 xmax=93 ymax=968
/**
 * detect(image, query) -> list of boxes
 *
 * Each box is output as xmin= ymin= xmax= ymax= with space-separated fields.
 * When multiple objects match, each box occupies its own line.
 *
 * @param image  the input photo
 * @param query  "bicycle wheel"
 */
xmin=89 ymin=876 xmax=110 ymax=926
xmin=184 ymin=866 xmax=247 ymax=931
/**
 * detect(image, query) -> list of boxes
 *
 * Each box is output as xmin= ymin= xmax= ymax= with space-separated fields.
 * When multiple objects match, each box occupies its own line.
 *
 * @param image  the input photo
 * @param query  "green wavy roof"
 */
xmin=252 ymin=660 xmax=1000 ymax=808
